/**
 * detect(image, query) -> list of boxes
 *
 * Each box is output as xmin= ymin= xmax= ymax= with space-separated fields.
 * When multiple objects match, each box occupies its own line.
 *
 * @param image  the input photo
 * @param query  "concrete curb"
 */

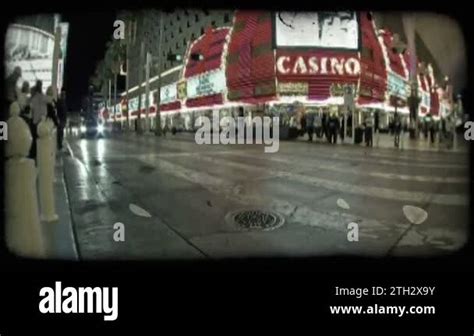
xmin=40 ymin=150 xmax=79 ymax=260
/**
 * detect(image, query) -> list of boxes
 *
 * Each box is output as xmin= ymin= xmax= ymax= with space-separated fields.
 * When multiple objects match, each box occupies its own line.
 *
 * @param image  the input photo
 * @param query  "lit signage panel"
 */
xmin=5 ymin=23 xmax=55 ymax=90
xmin=187 ymin=69 xmax=226 ymax=99
xmin=160 ymin=83 xmax=177 ymax=104
xmin=275 ymin=12 xmax=359 ymax=50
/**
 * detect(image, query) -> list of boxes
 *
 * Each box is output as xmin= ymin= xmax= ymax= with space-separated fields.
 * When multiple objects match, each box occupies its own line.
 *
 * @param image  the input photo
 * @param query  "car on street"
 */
xmin=79 ymin=117 xmax=107 ymax=138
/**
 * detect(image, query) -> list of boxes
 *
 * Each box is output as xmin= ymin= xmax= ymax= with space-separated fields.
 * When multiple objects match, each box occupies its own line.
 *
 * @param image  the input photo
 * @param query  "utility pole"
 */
xmin=108 ymin=79 xmax=112 ymax=119
xmin=137 ymin=41 xmax=145 ymax=133
xmin=145 ymin=51 xmax=151 ymax=132
xmin=154 ymin=10 xmax=164 ymax=136
xmin=344 ymin=85 xmax=355 ymax=144
xmin=114 ymin=62 xmax=118 ymax=129
xmin=51 ymin=25 xmax=62 ymax=100
xmin=403 ymin=13 xmax=419 ymax=139
xmin=125 ymin=17 xmax=131 ymax=131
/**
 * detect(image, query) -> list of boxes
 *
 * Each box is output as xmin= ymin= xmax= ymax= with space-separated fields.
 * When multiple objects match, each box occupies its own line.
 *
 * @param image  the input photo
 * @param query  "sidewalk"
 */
xmin=296 ymin=131 xmax=469 ymax=153
xmin=39 ymin=151 xmax=79 ymax=260
xmin=123 ymin=128 xmax=469 ymax=154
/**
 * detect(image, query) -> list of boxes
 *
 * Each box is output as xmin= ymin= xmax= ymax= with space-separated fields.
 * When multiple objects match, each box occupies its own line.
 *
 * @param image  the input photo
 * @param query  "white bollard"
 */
xmin=5 ymin=102 xmax=45 ymax=258
xmin=52 ymin=126 xmax=57 ymax=158
xmin=37 ymin=118 xmax=58 ymax=222
xmin=51 ymin=126 xmax=58 ymax=181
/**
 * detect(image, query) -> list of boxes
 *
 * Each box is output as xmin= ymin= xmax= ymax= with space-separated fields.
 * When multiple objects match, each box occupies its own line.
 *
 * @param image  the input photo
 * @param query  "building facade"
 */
xmin=107 ymin=10 xmax=452 ymax=134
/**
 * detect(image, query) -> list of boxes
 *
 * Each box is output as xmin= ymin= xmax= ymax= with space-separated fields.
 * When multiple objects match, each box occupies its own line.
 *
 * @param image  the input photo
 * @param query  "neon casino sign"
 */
xmin=276 ymin=55 xmax=361 ymax=76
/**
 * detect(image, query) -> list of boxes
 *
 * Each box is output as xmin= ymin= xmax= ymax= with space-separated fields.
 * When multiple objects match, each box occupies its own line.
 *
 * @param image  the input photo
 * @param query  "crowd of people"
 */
xmin=294 ymin=105 xmax=375 ymax=146
xmin=5 ymin=66 xmax=68 ymax=161
xmin=294 ymin=103 xmax=457 ymax=149
xmin=387 ymin=112 xmax=456 ymax=148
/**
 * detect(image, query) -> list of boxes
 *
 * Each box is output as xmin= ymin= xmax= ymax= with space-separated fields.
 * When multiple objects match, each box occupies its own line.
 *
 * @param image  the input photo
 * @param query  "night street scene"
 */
xmin=3 ymin=10 xmax=470 ymax=260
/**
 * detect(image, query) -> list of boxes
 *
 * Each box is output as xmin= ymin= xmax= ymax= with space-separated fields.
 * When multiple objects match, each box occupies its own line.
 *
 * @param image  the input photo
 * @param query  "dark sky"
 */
xmin=62 ymin=11 xmax=116 ymax=110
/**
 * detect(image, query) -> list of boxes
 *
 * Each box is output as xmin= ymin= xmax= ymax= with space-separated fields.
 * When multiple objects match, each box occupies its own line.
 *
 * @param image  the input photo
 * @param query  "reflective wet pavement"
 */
xmin=63 ymin=131 xmax=470 ymax=259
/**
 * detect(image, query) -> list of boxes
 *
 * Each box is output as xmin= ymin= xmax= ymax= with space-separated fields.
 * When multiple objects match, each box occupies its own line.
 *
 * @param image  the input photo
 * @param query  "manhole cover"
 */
xmin=225 ymin=209 xmax=285 ymax=231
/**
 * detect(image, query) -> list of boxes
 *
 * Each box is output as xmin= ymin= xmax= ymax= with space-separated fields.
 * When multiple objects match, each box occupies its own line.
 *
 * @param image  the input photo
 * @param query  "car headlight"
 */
xmin=97 ymin=124 xmax=104 ymax=133
xmin=80 ymin=126 xmax=86 ymax=133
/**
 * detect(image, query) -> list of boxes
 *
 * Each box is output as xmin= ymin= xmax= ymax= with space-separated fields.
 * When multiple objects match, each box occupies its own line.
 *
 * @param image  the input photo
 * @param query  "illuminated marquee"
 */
xmin=177 ymin=81 xmax=187 ymax=100
xmin=276 ymin=55 xmax=361 ymax=76
xmin=275 ymin=12 xmax=359 ymax=50
xmin=129 ymin=96 xmax=139 ymax=112
xmin=277 ymin=82 xmax=309 ymax=95
xmin=160 ymin=83 xmax=177 ymax=104
xmin=187 ymin=69 xmax=226 ymax=99
xmin=5 ymin=24 xmax=55 ymax=89
xmin=387 ymin=73 xmax=409 ymax=98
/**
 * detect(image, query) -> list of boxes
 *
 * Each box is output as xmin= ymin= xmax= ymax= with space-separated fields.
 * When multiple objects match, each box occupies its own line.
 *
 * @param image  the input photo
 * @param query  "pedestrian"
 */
xmin=374 ymin=111 xmax=379 ymax=133
xmin=18 ymin=81 xmax=31 ymax=121
xmin=322 ymin=112 xmax=328 ymax=141
xmin=445 ymin=115 xmax=454 ymax=149
xmin=56 ymin=89 xmax=68 ymax=150
xmin=5 ymin=66 xmax=22 ymax=106
xmin=328 ymin=113 xmax=339 ymax=144
xmin=347 ymin=113 xmax=352 ymax=139
xmin=306 ymin=111 xmax=314 ymax=142
xmin=29 ymin=80 xmax=48 ymax=160
xmin=364 ymin=113 xmax=373 ymax=147
xmin=45 ymin=86 xmax=59 ymax=128
xmin=299 ymin=106 xmax=306 ymax=137
xmin=393 ymin=112 xmax=401 ymax=147
xmin=340 ymin=115 xmax=345 ymax=141
xmin=439 ymin=118 xmax=447 ymax=142
xmin=429 ymin=118 xmax=436 ymax=144
xmin=314 ymin=112 xmax=322 ymax=138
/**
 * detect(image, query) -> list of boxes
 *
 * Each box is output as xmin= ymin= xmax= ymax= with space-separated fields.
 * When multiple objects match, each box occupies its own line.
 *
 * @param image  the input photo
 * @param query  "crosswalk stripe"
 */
xmin=76 ymin=136 xmax=468 ymax=184
xmin=131 ymin=133 xmax=468 ymax=165
xmin=118 ymin=135 xmax=467 ymax=169
xmin=137 ymin=155 xmax=406 ymax=239
xmin=145 ymin=153 xmax=467 ymax=207
xmin=208 ymin=151 xmax=468 ymax=184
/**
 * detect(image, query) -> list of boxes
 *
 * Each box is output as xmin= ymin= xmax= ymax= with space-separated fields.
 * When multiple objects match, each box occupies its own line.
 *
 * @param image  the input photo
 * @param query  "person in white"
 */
xmin=29 ymin=80 xmax=48 ymax=160
xmin=18 ymin=81 xmax=31 ymax=119
xmin=30 ymin=81 xmax=48 ymax=126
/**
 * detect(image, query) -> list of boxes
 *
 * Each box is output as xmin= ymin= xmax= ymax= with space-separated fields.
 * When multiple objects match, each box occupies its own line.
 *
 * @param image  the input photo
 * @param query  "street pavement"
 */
xmin=62 ymin=130 xmax=470 ymax=259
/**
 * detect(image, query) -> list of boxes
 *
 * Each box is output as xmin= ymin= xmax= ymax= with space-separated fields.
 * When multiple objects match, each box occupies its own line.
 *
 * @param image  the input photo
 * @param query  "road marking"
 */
xmin=129 ymin=204 xmax=152 ymax=218
xmin=337 ymin=198 xmax=350 ymax=210
xmin=70 ymin=137 xmax=468 ymax=205
xmin=119 ymin=134 xmax=468 ymax=168
xmin=138 ymin=155 xmax=406 ymax=238
xmin=157 ymin=153 xmax=468 ymax=206
xmin=112 ymin=135 xmax=468 ymax=183
xmin=402 ymin=205 xmax=428 ymax=225
xmin=209 ymin=150 xmax=468 ymax=184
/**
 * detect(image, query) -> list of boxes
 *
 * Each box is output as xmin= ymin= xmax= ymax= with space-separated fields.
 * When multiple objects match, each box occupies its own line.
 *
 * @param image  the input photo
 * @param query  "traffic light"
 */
xmin=167 ymin=54 xmax=183 ymax=61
